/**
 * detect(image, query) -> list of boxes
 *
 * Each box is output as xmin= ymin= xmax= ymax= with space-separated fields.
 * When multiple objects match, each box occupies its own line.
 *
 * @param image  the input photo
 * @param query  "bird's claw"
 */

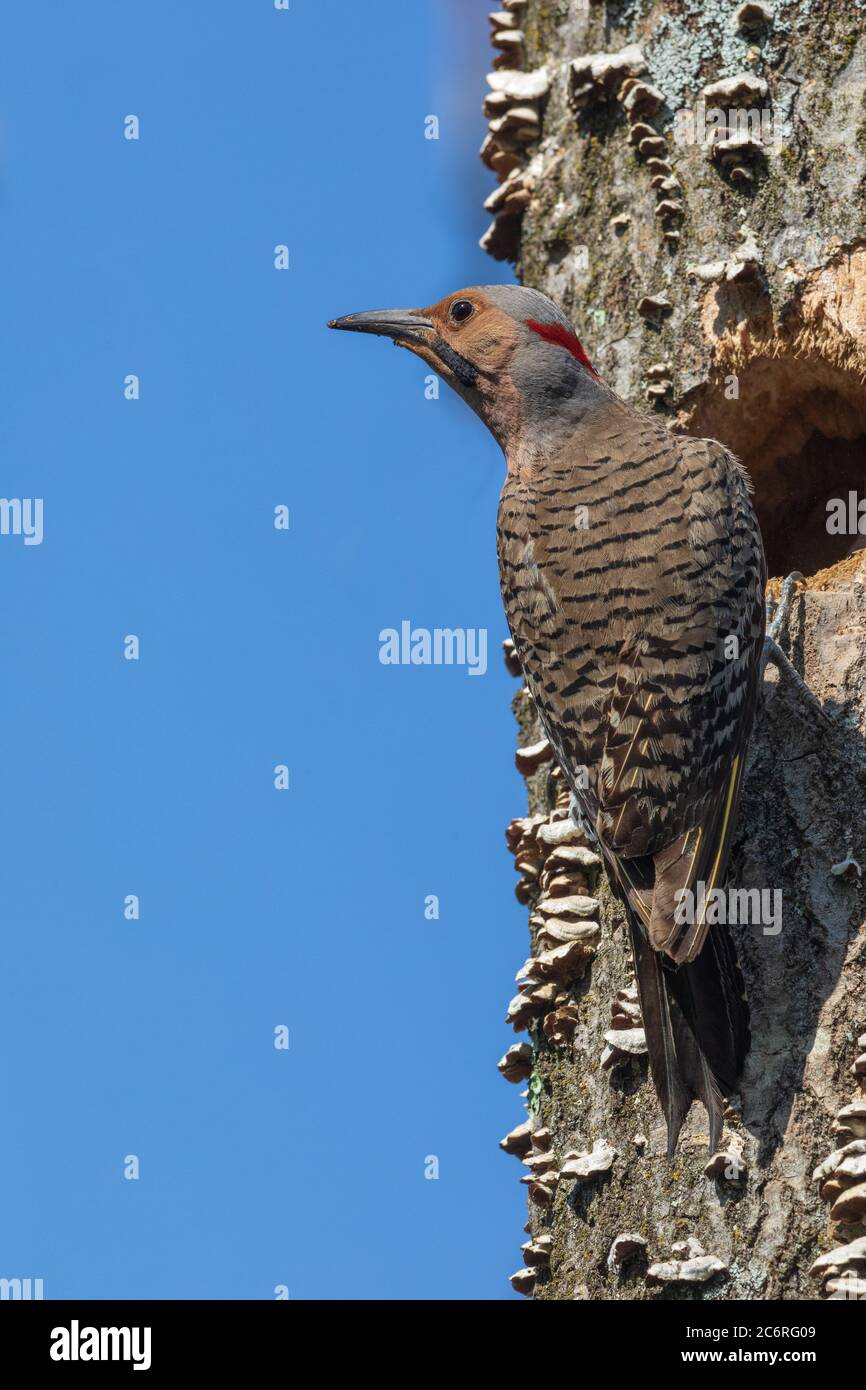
xmin=766 ymin=570 xmax=805 ymax=646
xmin=762 ymin=635 xmax=832 ymax=726
xmin=762 ymin=574 xmax=833 ymax=725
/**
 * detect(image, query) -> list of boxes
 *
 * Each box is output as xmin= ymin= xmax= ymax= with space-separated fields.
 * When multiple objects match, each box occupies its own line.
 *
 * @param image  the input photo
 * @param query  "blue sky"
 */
xmin=0 ymin=1 xmax=528 ymax=1299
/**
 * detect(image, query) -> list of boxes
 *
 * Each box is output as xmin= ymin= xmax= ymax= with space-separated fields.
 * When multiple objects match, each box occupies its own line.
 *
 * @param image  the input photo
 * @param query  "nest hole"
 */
xmin=685 ymin=358 xmax=866 ymax=581
xmin=750 ymin=428 xmax=866 ymax=578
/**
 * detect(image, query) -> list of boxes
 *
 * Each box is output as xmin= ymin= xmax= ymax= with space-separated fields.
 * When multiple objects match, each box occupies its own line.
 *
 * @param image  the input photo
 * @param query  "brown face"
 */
xmin=329 ymin=289 xmax=520 ymax=398
xmin=403 ymin=290 xmax=521 ymax=389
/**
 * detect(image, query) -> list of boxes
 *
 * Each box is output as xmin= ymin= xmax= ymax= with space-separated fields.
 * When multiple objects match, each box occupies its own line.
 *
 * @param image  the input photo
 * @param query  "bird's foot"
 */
xmin=762 ymin=572 xmax=831 ymax=725
xmin=765 ymin=570 xmax=804 ymax=646
xmin=762 ymin=635 xmax=832 ymax=727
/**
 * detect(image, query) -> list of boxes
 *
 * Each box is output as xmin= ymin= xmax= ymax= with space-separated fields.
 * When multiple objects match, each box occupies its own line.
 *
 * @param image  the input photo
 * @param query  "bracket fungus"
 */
xmin=522 ymin=1149 xmax=558 ymax=1176
xmin=627 ymin=121 xmax=654 ymax=147
xmin=570 ymin=44 xmax=646 ymax=109
xmin=534 ymin=892 xmax=599 ymax=922
xmin=701 ymin=73 xmax=769 ymax=106
xmin=488 ymin=105 xmax=540 ymax=143
xmin=826 ymin=1273 xmax=866 ymax=1299
xmin=645 ymin=361 xmax=674 ymax=405
xmin=506 ymin=989 xmax=545 ymax=1032
xmin=601 ymin=983 xmax=647 ymax=1068
xmin=637 ymin=294 xmax=673 ymax=324
xmin=601 ymin=1028 xmax=648 ymax=1071
xmin=560 ymin=1139 xmax=617 ymax=1182
xmin=485 ymin=68 xmax=550 ymax=103
xmin=810 ymin=1236 xmax=866 ymax=1298
xmin=498 ymin=1042 xmax=533 ymax=1084
xmin=522 ymin=1234 xmax=553 ymax=1267
xmin=646 ymin=1239 xmax=728 ymax=1287
xmin=835 ymin=1100 xmax=866 ymax=1142
xmin=515 ymin=735 xmax=554 ymax=775
xmin=621 ymin=81 xmax=665 ymax=120
xmin=814 ymin=1138 xmax=866 ymax=1217
xmin=704 ymin=1148 xmax=748 ymax=1183
xmin=542 ymin=843 xmax=602 ymax=880
xmin=608 ymin=1233 xmax=647 ymax=1269
xmin=637 ymin=135 xmax=668 ymax=159
xmin=533 ymin=928 xmax=600 ymax=983
xmin=543 ymin=1004 xmax=582 ymax=1046
xmin=536 ymin=816 xmax=586 ymax=850
xmin=507 ymin=809 xmax=574 ymax=903
xmin=500 ymin=1120 xmax=534 ymax=1158
xmin=479 ymin=50 xmax=550 ymax=261
xmin=509 ymin=1266 xmax=536 ymax=1296
xmin=484 ymin=166 xmax=533 ymax=219
xmin=811 ymin=1030 xmax=866 ymax=1234
xmin=673 ymin=1237 xmax=706 ymax=1259
xmin=502 ymin=636 xmax=522 ymax=678
xmin=646 ymin=1255 xmax=728 ymax=1286
xmin=523 ymin=1170 xmax=559 ymax=1208
xmin=492 ymin=30 xmax=525 ymax=65
xmin=830 ymin=1181 xmax=866 ymax=1224
xmin=709 ymin=132 xmax=768 ymax=182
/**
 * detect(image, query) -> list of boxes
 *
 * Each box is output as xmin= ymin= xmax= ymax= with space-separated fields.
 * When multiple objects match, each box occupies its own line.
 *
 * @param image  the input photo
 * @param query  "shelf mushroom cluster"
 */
xmin=488 ymin=3 xmax=526 ymax=71
xmin=601 ymin=981 xmax=648 ymax=1069
xmin=504 ymin=799 xmax=602 ymax=1051
xmin=812 ymin=1032 xmax=866 ymax=1230
xmin=509 ymin=1231 xmax=553 ymax=1296
xmin=479 ymin=2 xmax=549 ymax=261
xmin=701 ymin=73 xmax=771 ymax=187
xmin=569 ymin=44 xmax=683 ymax=253
xmin=810 ymin=1238 xmax=866 ymax=1300
xmin=810 ymin=1030 xmax=866 ymax=1297
xmin=499 ymin=643 xmax=629 ymax=1294
xmin=646 ymin=1237 xmax=729 ymax=1288
xmin=506 ymin=1133 xmax=617 ymax=1294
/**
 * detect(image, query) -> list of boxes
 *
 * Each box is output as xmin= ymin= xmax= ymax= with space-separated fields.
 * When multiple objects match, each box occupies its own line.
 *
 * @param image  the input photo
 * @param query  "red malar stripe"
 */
xmin=525 ymin=319 xmax=599 ymax=379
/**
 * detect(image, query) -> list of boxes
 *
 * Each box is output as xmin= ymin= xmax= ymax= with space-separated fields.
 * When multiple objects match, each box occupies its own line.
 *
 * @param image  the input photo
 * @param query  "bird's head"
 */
xmin=329 ymin=285 xmax=609 ymax=455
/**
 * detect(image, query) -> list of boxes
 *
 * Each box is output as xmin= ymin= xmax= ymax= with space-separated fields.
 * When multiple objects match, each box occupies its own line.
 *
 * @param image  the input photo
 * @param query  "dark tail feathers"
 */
xmin=628 ymin=912 xmax=750 ymax=1155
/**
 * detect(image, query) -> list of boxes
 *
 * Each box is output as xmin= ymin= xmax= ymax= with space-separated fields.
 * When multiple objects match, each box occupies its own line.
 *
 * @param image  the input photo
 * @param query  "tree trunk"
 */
xmin=483 ymin=0 xmax=866 ymax=1301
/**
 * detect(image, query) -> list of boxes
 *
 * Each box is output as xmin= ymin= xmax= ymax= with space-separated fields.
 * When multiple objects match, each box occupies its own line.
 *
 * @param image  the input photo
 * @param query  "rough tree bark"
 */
xmin=482 ymin=0 xmax=866 ymax=1300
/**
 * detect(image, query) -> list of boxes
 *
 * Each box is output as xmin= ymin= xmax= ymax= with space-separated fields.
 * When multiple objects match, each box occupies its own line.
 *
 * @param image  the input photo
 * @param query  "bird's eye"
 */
xmin=450 ymin=299 xmax=475 ymax=324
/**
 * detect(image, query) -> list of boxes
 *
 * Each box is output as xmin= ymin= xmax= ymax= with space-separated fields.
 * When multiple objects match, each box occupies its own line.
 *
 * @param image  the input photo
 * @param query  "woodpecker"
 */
xmin=330 ymin=285 xmax=766 ymax=1152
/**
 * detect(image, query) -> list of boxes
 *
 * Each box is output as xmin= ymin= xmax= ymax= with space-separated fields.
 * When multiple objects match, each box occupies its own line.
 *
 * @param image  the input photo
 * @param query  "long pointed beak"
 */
xmin=327 ymin=308 xmax=433 ymax=345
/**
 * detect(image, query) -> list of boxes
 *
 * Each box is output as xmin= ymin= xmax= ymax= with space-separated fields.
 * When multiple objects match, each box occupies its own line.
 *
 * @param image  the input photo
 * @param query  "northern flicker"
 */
xmin=330 ymin=285 xmax=769 ymax=1152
